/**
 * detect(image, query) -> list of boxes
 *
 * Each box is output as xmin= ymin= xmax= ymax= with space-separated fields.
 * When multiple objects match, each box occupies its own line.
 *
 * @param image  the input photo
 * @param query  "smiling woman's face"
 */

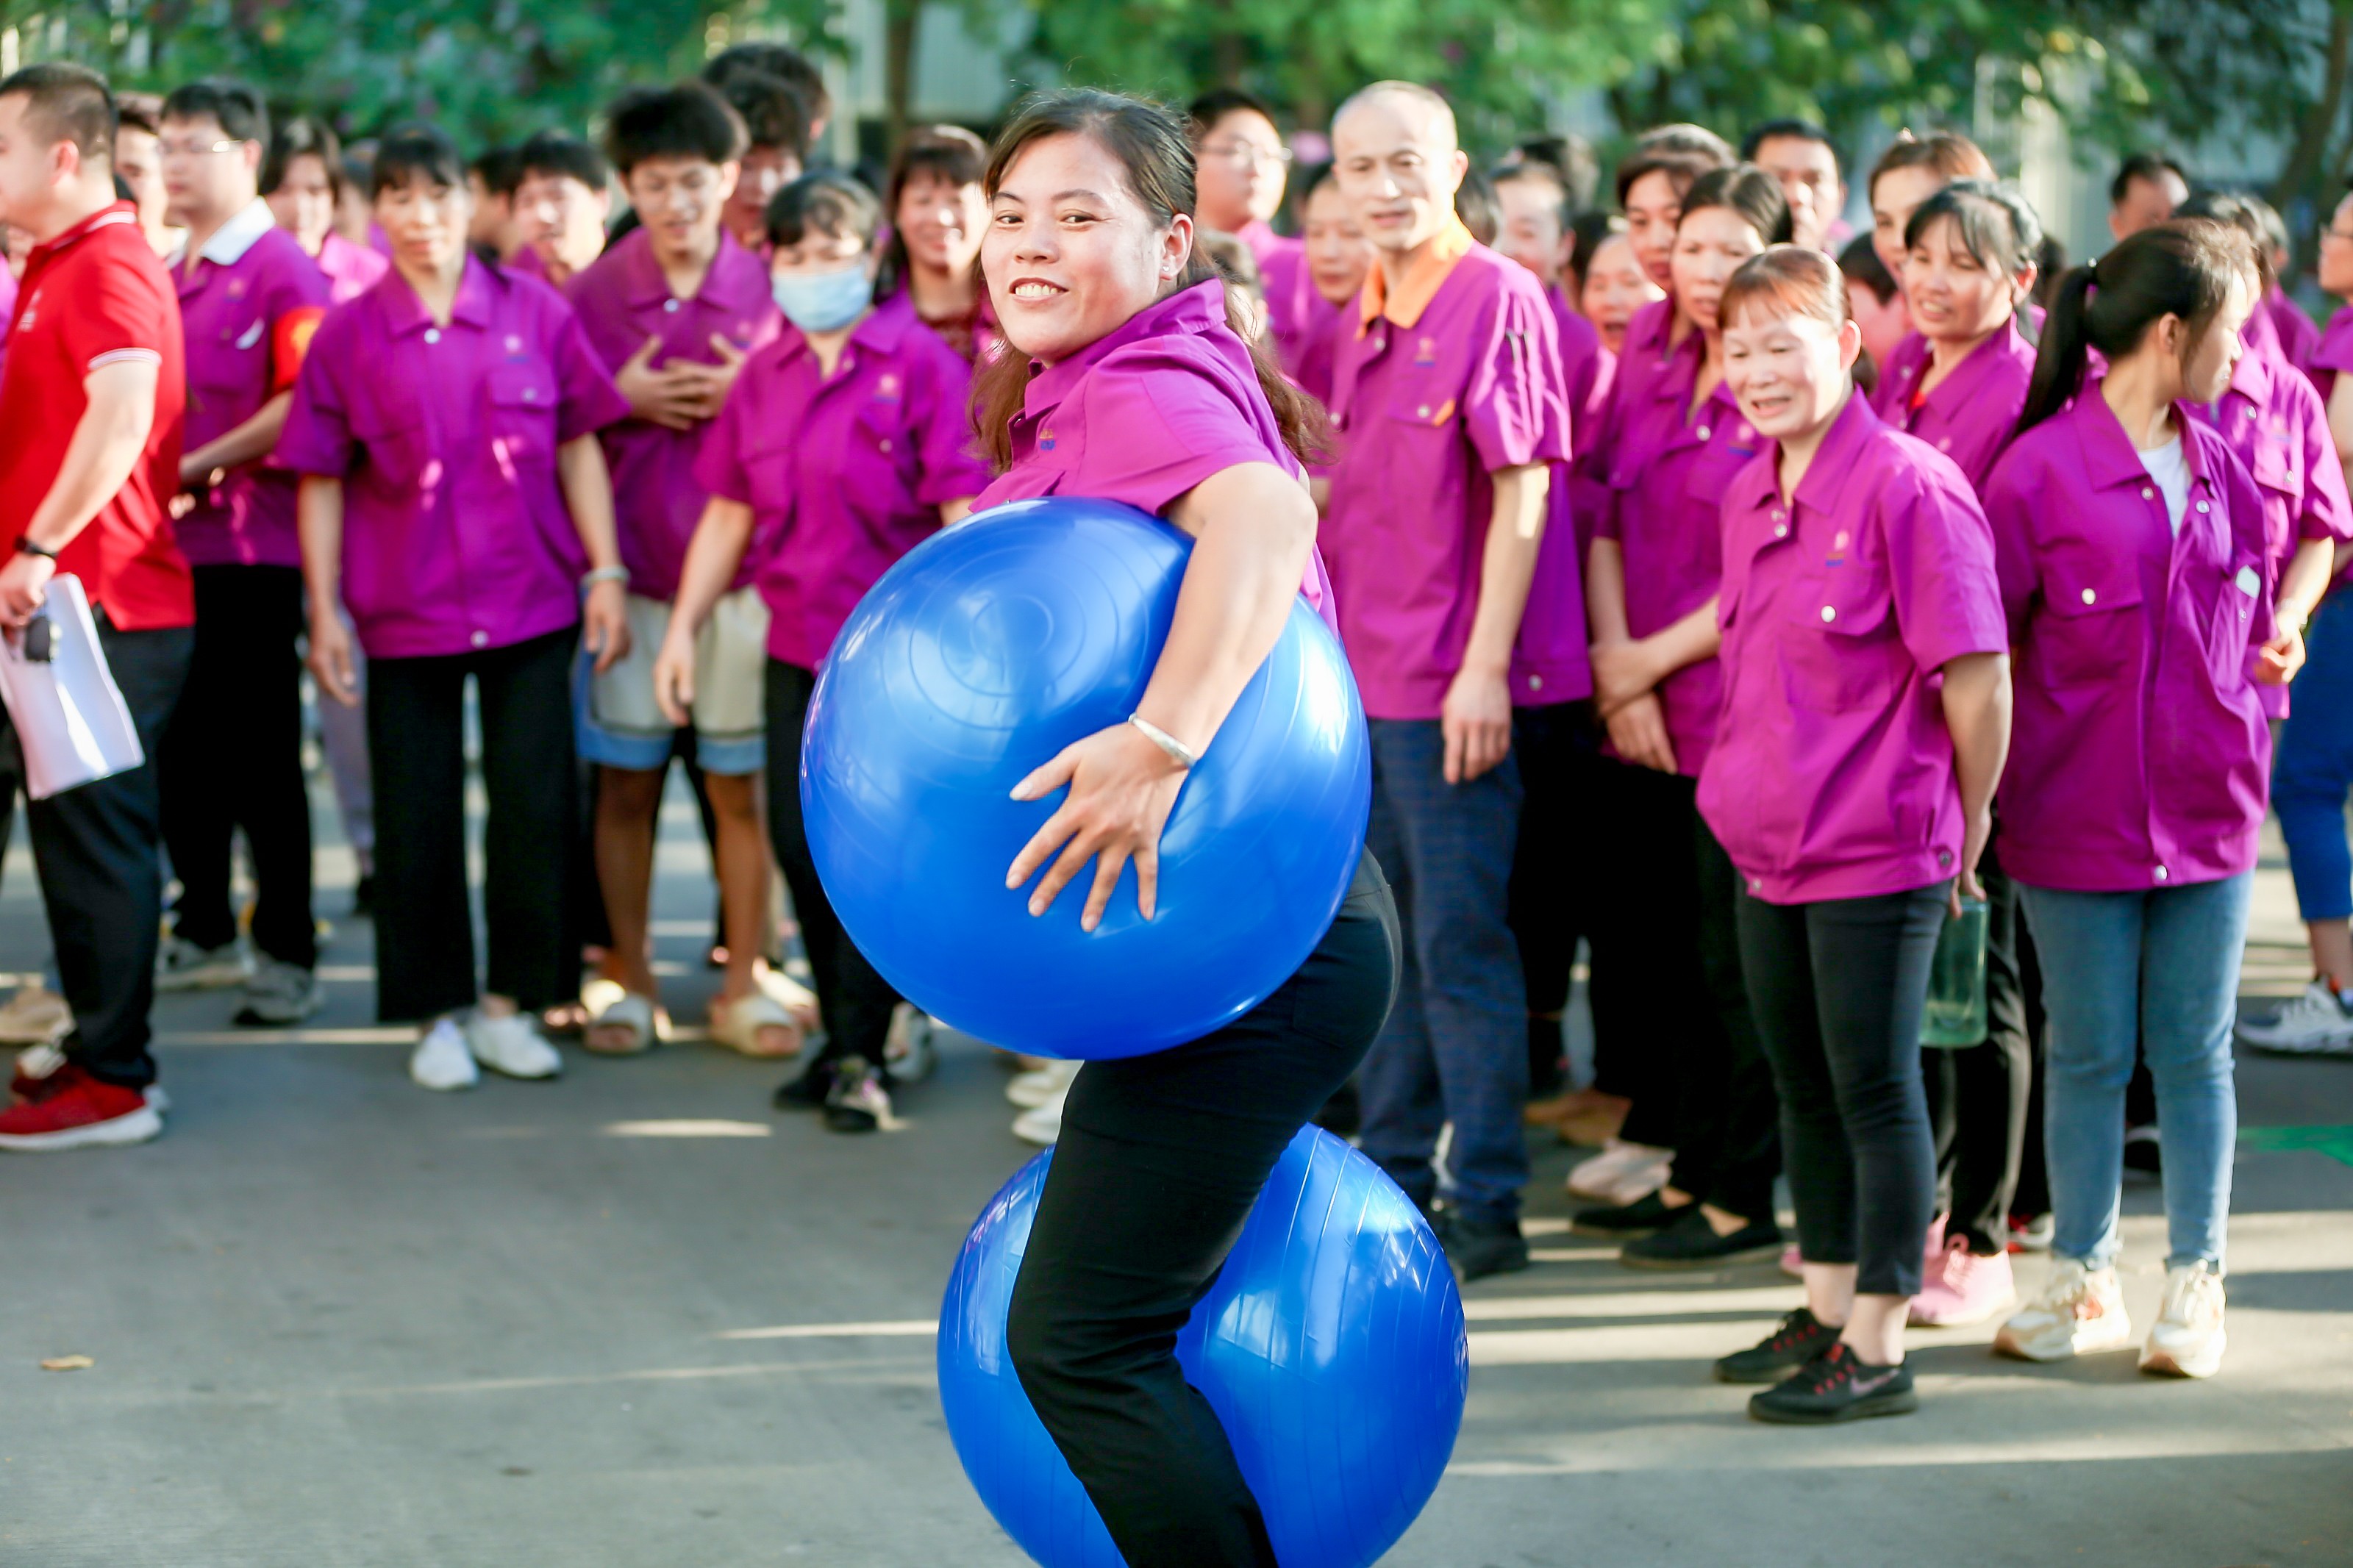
xmin=982 ymin=130 xmax=1190 ymax=365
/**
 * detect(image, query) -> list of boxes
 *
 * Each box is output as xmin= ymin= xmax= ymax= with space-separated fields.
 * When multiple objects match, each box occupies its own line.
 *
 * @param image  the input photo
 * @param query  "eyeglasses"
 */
xmin=158 ymin=137 xmax=248 ymax=161
xmin=1202 ymin=140 xmax=1294 ymax=168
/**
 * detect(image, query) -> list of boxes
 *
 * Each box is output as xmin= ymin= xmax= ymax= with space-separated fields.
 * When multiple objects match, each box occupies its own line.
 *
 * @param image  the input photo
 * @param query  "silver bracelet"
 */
xmin=1127 ymin=714 xmax=1198 ymax=770
xmin=582 ymin=565 xmax=630 ymax=588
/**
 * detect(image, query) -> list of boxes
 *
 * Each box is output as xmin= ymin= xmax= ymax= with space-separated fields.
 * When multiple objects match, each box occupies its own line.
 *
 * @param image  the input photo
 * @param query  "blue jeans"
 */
xmin=1357 ymin=719 xmax=1529 ymax=1222
xmin=2018 ymin=875 xmax=2249 ymax=1272
xmin=2274 ymin=589 xmax=2353 ymax=921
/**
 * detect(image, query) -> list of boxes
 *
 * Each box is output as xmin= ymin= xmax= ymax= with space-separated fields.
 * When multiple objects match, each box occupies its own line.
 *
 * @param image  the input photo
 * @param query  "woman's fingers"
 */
xmin=1007 ymin=803 xmax=1078 ymax=889
xmin=1010 ymin=745 xmax=1079 ymax=803
xmin=1029 ymin=828 xmax=1103 ymax=917
xmin=1132 ymin=845 xmax=1159 ymax=923
xmin=1079 ymin=844 xmax=1131 ymax=932
xmin=654 ymin=656 xmax=693 ymax=728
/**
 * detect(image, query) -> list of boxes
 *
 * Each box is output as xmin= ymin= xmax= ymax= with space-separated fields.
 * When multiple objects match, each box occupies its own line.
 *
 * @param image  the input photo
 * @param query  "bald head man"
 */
xmin=1331 ymin=82 xmax=1470 ymax=271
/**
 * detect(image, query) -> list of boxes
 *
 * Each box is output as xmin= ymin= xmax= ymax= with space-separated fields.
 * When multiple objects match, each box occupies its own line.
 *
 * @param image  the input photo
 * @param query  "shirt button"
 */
xmin=663 ymin=298 xmax=680 ymax=313
xmin=1937 ymin=437 xmax=1952 ymax=451
xmin=522 ymin=388 xmax=536 ymax=401
xmin=424 ymin=328 xmax=440 ymax=344
xmin=1820 ymin=605 xmax=1836 ymax=623
xmin=1938 ymin=848 xmax=1952 ymax=866
xmin=2196 ymin=501 xmax=2210 ymax=514
xmin=2141 ymin=486 xmax=2154 ymax=501
xmin=2154 ymin=864 xmax=2169 ymax=882
xmin=1774 ymin=524 xmax=1788 ymax=537
xmin=1416 ymin=405 xmax=1430 ymax=418
xmin=1528 ymin=675 xmax=1543 ymax=691
xmin=1697 ymin=425 xmax=1713 ymax=440
xmin=878 ymin=437 xmax=892 ymax=453
xmin=2082 ymin=587 xmax=2097 ymax=605
xmin=470 ymin=630 xmax=488 ymax=648
xmin=1749 ymin=877 xmax=1761 ymax=892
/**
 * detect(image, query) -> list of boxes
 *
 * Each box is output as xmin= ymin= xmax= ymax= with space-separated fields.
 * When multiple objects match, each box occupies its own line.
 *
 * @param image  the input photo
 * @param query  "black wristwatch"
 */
xmin=14 ymin=537 xmax=57 ymax=562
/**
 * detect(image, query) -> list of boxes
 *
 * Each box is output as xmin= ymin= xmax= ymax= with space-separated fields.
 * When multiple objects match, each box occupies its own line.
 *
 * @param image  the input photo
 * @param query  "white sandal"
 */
xmin=710 ymin=991 xmax=804 ymax=1058
xmin=583 ymin=991 xmax=668 ymax=1055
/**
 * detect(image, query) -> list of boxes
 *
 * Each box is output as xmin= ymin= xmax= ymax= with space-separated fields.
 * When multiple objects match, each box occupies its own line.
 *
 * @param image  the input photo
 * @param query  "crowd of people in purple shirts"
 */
xmin=0 ymin=45 xmax=2349 ymax=1425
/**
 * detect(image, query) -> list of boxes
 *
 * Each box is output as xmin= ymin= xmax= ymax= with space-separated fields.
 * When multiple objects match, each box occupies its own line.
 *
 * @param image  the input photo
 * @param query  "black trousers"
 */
xmin=1590 ymin=759 xmax=1702 ymax=1143
xmin=1505 ymin=701 xmax=1589 ymax=1093
xmin=765 ymin=659 xmax=900 ymax=1070
xmin=368 ymin=626 xmax=578 ymax=1023
xmin=1736 ymin=880 xmax=1947 ymax=1297
xmin=1 ymin=619 xmax=192 ymax=1088
xmin=1926 ymin=847 xmax=2038 ymax=1254
xmin=1667 ymin=817 xmax=1781 ymax=1220
xmin=1007 ymin=852 xmax=1400 ymax=1568
xmin=158 ymin=564 xmax=315 ymax=966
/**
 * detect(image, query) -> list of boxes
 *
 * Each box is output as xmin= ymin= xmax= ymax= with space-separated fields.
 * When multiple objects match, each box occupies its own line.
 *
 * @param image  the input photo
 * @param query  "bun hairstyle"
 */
xmin=1677 ymin=163 xmax=1796 ymax=247
xmin=1902 ymin=178 xmax=2044 ymax=282
xmin=2015 ymin=219 xmax=2243 ymax=437
xmin=968 ymin=88 xmax=1327 ymax=473
xmin=1721 ymin=243 xmax=1852 ymax=333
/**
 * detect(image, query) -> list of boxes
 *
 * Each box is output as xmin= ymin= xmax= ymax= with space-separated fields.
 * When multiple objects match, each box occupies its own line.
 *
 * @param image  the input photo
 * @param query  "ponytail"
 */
xmin=969 ymin=89 xmax=1329 ymax=473
xmin=2015 ymin=265 xmax=2097 ymax=436
xmin=2013 ymin=219 xmax=2240 ymax=438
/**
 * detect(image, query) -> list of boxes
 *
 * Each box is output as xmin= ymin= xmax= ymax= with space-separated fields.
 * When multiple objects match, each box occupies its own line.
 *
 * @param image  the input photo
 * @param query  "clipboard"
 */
xmin=0 ymin=573 xmax=146 ymax=799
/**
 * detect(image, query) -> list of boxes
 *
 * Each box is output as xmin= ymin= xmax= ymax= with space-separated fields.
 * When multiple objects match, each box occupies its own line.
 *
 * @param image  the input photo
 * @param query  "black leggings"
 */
xmin=1007 ymin=852 xmax=1401 ymax=1568
xmin=368 ymin=626 xmax=579 ymax=1022
xmin=765 ymin=659 xmax=901 ymax=1071
xmin=1735 ymin=881 xmax=1946 ymax=1297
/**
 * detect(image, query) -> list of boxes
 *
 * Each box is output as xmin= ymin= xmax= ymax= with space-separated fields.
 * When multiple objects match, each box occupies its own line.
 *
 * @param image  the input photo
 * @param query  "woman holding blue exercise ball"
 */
xmin=970 ymin=90 xmax=1401 ymax=1567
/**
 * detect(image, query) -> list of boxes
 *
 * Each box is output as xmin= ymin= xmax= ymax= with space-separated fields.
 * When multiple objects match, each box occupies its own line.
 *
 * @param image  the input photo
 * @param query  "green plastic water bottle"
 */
xmin=1921 ymin=896 xmax=1989 ymax=1048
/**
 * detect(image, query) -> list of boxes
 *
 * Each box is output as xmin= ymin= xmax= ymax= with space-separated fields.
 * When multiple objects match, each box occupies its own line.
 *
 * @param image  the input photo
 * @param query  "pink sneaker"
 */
xmin=1909 ymin=1236 xmax=2018 ymax=1326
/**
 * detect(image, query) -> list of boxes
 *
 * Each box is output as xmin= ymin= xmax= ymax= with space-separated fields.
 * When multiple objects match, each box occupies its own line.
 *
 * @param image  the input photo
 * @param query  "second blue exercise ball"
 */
xmin=938 ymin=1126 xmax=1468 ymax=1568
xmin=801 ymin=496 xmax=1371 ymax=1059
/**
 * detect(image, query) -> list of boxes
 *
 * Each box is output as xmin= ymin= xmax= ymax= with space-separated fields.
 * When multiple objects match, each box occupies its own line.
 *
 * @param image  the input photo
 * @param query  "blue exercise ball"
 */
xmin=800 ymin=495 xmax=1371 ymax=1059
xmin=938 ymin=1126 xmax=1467 ymax=1568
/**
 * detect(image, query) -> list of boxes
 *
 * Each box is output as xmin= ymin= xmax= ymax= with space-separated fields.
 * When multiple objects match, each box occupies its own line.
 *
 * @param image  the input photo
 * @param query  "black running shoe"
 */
xmin=773 ymin=1056 xmax=839 ymax=1111
xmin=1568 ymin=1191 xmax=1678 ymax=1239
xmin=1714 ymin=1307 xmax=1838 ymax=1384
xmin=1619 ymin=1209 xmax=1782 ymax=1270
xmin=1748 ymin=1342 xmax=1916 ymax=1424
xmin=1442 ymin=1212 xmax=1529 ymax=1283
xmin=822 ymin=1056 xmax=893 ymax=1134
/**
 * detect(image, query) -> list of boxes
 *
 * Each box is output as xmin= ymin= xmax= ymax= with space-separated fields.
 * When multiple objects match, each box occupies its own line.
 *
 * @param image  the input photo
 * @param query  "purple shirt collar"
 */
xmin=1735 ymin=387 xmax=1880 ymax=515
xmin=2069 ymin=376 xmax=2218 ymax=494
xmin=1913 ymin=318 xmax=2029 ymax=423
xmin=1018 ymin=279 xmax=1231 ymax=422
xmin=613 ymin=225 xmax=771 ymax=315
xmin=376 ymin=253 xmax=501 ymax=339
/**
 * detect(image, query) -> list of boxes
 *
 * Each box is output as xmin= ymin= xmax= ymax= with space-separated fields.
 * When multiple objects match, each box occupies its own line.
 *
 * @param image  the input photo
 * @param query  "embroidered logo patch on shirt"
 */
xmin=875 ymin=372 xmax=901 ymax=401
xmin=1826 ymin=529 xmax=1851 ymax=568
xmin=505 ymin=334 xmax=526 ymax=359
xmin=226 ymin=277 xmax=249 ymax=300
xmin=1038 ymin=427 xmax=1056 ymax=451
xmin=1414 ymin=336 xmax=1438 ymax=367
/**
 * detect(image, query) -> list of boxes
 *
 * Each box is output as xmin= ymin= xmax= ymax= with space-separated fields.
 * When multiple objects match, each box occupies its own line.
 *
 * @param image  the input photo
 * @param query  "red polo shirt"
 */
xmin=0 ymin=201 xmax=194 ymax=629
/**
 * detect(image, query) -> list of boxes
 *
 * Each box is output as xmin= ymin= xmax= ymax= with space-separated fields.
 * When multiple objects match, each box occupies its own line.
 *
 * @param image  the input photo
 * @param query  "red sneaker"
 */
xmin=0 ymin=1064 xmax=162 ymax=1150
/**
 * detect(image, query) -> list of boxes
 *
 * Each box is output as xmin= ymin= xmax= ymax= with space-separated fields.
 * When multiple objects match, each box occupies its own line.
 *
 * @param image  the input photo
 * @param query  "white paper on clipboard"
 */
xmin=0 ymin=574 xmax=144 ymax=799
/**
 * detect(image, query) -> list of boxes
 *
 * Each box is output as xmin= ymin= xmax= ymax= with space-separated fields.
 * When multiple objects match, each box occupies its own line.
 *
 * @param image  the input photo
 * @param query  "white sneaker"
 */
xmin=410 ymin=1019 xmax=479 ymax=1091
xmin=1993 ymin=1257 xmax=2133 ymax=1361
xmin=2235 ymin=981 xmax=2353 ymax=1056
xmin=884 ymin=1003 xmax=939 ymax=1084
xmin=463 ymin=1009 xmax=561 ymax=1079
xmin=155 ymin=936 xmax=251 ymax=992
xmin=1007 ymin=1058 xmax=1081 ymax=1109
xmin=1012 ymin=1086 xmax=1068 ymax=1146
xmin=1565 ymin=1138 xmax=1673 ymax=1205
xmin=2140 ymin=1261 xmax=2227 ymax=1378
xmin=235 ymin=958 xmax=323 ymax=1026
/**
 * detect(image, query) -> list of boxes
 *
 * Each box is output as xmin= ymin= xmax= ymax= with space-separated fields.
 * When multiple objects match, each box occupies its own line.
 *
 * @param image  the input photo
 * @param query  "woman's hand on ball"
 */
xmin=1007 ymin=723 xmax=1188 ymax=931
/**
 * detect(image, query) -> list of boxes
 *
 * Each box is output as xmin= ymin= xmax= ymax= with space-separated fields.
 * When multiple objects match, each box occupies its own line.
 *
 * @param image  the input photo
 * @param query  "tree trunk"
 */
xmin=883 ymin=0 xmax=919 ymax=152
xmin=2273 ymin=1 xmax=2353 ymax=219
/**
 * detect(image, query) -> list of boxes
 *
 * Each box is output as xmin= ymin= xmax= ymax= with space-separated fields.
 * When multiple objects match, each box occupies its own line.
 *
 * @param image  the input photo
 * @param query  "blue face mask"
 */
xmin=772 ymin=263 xmax=872 ymax=333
